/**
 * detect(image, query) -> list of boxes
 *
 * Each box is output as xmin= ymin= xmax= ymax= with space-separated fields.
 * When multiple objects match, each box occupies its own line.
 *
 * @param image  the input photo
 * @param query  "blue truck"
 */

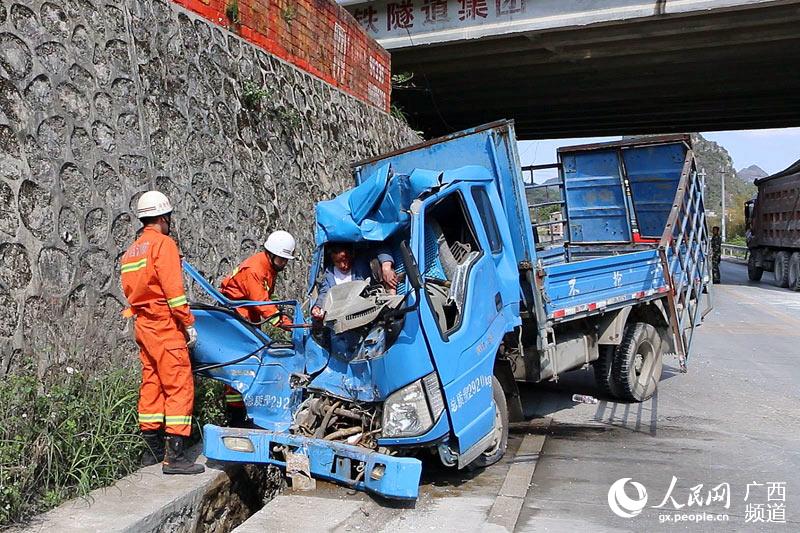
xmin=185 ymin=121 xmax=711 ymax=500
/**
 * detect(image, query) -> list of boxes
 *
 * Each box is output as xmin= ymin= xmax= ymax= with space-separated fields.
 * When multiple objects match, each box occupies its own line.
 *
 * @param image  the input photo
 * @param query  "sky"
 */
xmin=517 ymin=127 xmax=800 ymax=183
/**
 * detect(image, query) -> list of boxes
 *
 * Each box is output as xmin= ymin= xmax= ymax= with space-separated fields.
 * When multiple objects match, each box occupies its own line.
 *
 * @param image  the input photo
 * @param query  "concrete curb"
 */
xmin=17 ymin=450 xmax=257 ymax=533
xmin=722 ymin=257 xmax=747 ymax=265
xmin=486 ymin=419 xmax=550 ymax=532
xmin=233 ymin=494 xmax=364 ymax=533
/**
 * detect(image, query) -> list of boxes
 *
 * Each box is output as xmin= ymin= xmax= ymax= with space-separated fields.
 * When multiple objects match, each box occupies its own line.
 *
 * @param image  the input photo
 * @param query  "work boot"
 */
xmin=162 ymin=434 xmax=205 ymax=475
xmin=140 ymin=430 xmax=165 ymax=467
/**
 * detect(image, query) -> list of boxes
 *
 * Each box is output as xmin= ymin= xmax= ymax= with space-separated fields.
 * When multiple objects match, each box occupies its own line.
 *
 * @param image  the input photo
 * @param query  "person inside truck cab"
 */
xmin=310 ymin=243 xmax=397 ymax=320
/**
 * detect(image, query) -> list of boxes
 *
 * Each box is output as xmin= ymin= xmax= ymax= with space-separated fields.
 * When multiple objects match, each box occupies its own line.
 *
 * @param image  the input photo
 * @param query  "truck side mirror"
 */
xmin=400 ymin=241 xmax=423 ymax=292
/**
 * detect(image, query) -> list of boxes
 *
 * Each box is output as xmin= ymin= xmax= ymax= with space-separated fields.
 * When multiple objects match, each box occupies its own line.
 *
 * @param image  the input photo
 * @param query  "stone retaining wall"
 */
xmin=0 ymin=0 xmax=419 ymax=375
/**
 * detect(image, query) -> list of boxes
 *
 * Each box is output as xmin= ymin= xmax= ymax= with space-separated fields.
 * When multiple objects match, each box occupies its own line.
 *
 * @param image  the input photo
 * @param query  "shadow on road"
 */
xmin=519 ymin=365 xmax=665 ymax=435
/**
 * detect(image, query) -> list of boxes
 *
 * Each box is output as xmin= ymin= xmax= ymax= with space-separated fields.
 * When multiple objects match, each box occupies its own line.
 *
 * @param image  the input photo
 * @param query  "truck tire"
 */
xmin=592 ymin=345 xmax=622 ymax=399
xmin=774 ymin=251 xmax=790 ymax=288
xmin=467 ymin=376 xmax=508 ymax=470
xmin=747 ymin=253 xmax=763 ymax=281
xmin=611 ymin=322 xmax=663 ymax=402
xmin=789 ymin=252 xmax=800 ymax=291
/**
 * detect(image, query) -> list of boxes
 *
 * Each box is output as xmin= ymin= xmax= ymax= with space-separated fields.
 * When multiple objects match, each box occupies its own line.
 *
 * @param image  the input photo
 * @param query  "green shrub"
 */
xmin=0 ymin=360 xmax=225 ymax=527
xmin=192 ymin=377 xmax=226 ymax=440
xmin=725 ymin=235 xmax=746 ymax=246
xmin=0 ymin=364 xmax=140 ymax=526
xmin=241 ymin=80 xmax=273 ymax=110
xmin=225 ymin=0 xmax=240 ymax=24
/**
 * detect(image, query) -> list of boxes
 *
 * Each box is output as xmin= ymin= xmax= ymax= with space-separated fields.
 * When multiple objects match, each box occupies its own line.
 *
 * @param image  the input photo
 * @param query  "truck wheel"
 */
xmin=611 ymin=322 xmax=663 ymax=402
xmin=789 ymin=253 xmax=800 ymax=291
xmin=774 ymin=251 xmax=790 ymax=288
xmin=592 ymin=346 xmax=621 ymax=399
xmin=747 ymin=253 xmax=763 ymax=281
xmin=467 ymin=376 xmax=508 ymax=470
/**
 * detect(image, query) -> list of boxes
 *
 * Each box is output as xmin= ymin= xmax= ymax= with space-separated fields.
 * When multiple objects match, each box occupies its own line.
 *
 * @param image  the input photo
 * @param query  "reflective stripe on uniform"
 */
xmin=165 ymin=415 xmax=192 ymax=426
xmin=167 ymin=294 xmax=187 ymax=308
xmin=121 ymin=258 xmax=147 ymax=273
xmin=268 ymin=315 xmax=281 ymax=326
xmin=138 ymin=413 xmax=164 ymax=423
xmin=225 ymin=394 xmax=243 ymax=403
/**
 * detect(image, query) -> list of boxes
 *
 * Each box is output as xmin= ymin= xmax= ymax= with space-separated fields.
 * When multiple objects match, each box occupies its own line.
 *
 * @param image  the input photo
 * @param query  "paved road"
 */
xmin=517 ymin=260 xmax=800 ymax=531
xmin=234 ymin=260 xmax=799 ymax=532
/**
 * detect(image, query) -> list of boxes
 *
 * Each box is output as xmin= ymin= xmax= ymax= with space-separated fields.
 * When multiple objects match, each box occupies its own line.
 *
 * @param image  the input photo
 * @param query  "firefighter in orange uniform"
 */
xmin=121 ymin=191 xmax=204 ymax=475
xmin=219 ymin=230 xmax=297 ymax=426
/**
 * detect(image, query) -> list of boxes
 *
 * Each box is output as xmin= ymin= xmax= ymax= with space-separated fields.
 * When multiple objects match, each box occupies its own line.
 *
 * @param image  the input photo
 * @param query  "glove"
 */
xmin=186 ymin=326 xmax=198 ymax=349
xmin=310 ymin=306 xmax=325 ymax=321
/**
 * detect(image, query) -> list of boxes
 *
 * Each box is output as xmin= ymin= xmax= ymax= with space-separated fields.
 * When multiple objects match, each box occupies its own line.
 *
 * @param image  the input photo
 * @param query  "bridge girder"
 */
xmin=381 ymin=1 xmax=800 ymax=138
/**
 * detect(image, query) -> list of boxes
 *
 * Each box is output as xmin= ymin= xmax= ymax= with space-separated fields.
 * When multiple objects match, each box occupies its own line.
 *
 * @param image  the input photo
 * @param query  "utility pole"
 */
xmin=698 ymin=167 xmax=709 ymax=221
xmin=721 ymin=170 xmax=726 ymax=242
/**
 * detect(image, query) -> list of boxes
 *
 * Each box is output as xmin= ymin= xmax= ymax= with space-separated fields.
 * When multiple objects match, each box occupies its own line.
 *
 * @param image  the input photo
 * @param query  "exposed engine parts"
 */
xmin=322 ymin=281 xmax=404 ymax=334
xmin=291 ymin=395 xmax=383 ymax=449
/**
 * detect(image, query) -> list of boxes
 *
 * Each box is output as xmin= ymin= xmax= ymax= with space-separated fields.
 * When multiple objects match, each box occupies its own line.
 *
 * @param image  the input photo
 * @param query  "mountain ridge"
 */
xmin=736 ymin=164 xmax=768 ymax=183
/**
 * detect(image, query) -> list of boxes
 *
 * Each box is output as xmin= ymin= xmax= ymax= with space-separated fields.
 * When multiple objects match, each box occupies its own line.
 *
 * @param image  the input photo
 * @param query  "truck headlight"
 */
xmin=382 ymin=373 xmax=444 ymax=438
xmin=222 ymin=436 xmax=254 ymax=453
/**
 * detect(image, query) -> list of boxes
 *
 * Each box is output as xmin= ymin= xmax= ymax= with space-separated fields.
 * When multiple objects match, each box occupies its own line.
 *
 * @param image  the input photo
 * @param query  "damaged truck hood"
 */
xmin=305 ymin=164 xmax=492 ymax=402
xmin=314 ymin=163 xmax=493 ymax=244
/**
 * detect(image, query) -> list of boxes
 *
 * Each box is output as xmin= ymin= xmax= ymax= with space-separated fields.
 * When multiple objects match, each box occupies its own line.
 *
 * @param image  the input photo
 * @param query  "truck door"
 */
xmin=411 ymin=184 xmax=506 ymax=457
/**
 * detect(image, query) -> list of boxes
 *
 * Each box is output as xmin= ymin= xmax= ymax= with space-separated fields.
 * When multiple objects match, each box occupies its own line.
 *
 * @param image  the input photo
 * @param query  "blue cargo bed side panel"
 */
xmin=561 ymin=151 xmax=632 ymax=243
xmin=543 ymin=249 xmax=667 ymax=316
xmin=623 ymin=143 xmax=687 ymax=238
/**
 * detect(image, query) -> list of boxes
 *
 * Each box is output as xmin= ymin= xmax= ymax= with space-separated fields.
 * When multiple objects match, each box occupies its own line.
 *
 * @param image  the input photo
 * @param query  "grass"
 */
xmin=225 ymin=0 xmax=240 ymax=24
xmin=241 ymin=80 xmax=273 ymax=110
xmin=725 ymin=234 xmax=746 ymax=246
xmin=0 ymin=360 xmax=225 ymax=528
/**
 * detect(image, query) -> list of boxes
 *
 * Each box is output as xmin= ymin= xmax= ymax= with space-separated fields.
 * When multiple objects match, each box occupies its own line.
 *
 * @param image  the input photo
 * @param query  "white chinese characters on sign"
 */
xmin=245 ymin=394 xmax=291 ymax=410
xmin=652 ymin=477 xmax=731 ymax=510
xmin=448 ymin=374 xmax=492 ymax=414
xmin=744 ymin=481 xmax=786 ymax=524
xmin=568 ymin=277 xmax=580 ymax=296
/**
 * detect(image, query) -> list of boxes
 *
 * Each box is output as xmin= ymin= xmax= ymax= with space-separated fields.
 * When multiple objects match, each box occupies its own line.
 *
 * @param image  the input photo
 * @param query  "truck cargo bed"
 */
xmin=542 ymin=248 xmax=668 ymax=320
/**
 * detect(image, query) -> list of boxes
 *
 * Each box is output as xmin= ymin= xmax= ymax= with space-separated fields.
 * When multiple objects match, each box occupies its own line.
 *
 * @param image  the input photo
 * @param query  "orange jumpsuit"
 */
xmin=219 ymin=251 xmax=290 ymax=407
xmin=121 ymin=227 xmax=195 ymax=437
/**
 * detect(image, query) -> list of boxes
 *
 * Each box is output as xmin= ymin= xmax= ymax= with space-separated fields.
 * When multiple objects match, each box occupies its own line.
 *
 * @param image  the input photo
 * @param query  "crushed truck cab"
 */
xmin=188 ymin=121 xmax=711 ymax=500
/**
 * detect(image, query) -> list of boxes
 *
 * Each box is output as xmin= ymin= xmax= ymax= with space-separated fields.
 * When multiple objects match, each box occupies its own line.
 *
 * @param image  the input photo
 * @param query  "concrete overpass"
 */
xmin=341 ymin=0 xmax=800 ymax=138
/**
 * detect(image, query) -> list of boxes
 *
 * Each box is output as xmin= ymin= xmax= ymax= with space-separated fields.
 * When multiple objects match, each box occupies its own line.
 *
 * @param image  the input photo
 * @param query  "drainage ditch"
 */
xmin=189 ymin=464 xmax=286 ymax=533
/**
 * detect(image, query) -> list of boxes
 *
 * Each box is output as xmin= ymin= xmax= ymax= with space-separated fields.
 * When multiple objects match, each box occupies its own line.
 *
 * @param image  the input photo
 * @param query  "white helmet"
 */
xmin=136 ymin=191 xmax=173 ymax=219
xmin=264 ymin=230 xmax=296 ymax=259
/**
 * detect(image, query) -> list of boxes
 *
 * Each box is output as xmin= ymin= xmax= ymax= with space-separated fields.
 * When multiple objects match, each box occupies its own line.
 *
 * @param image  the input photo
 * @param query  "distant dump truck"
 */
xmin=745 ymin=159 xmax=800 ymax=289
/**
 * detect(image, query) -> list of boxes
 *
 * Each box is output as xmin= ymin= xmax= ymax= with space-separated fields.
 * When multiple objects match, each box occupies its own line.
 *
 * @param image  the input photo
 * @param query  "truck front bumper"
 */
xmin=203 ymin=424 xmax=422 ymax=500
